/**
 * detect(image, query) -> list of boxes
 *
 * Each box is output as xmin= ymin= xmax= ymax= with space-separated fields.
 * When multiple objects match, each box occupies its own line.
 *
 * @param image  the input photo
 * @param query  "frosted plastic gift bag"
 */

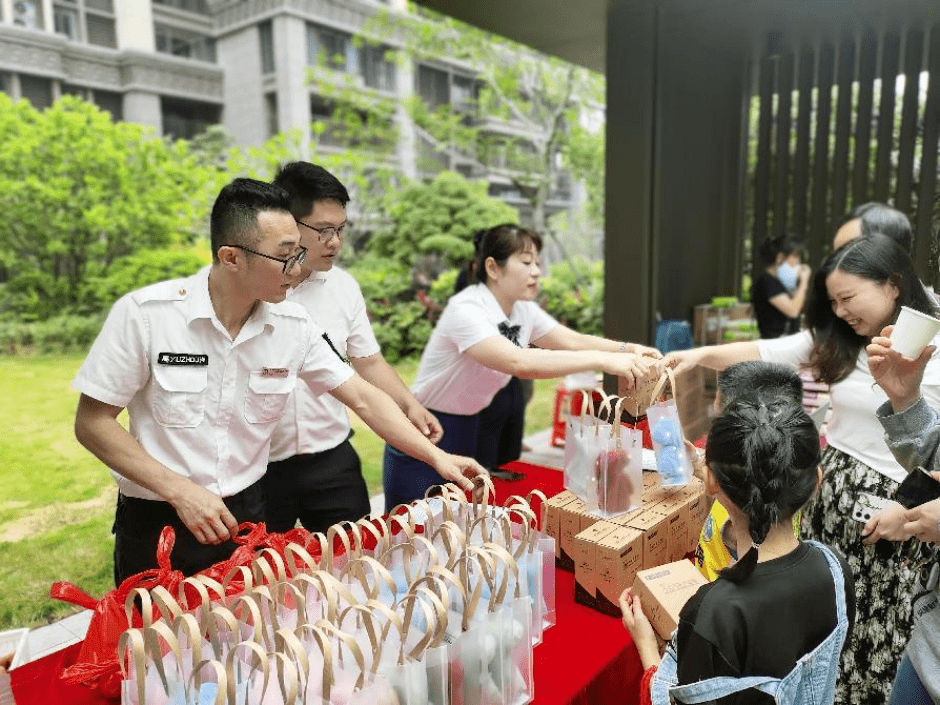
xmin=647 ymin=370 xmax=693 ymax=488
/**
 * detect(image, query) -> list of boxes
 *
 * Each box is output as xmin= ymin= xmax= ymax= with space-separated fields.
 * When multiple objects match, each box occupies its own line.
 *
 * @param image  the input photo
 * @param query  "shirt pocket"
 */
xmin=151 ymin=365 xmax=208 ymax=428
xmin=244 ymin=371 xmax=296 ymax=424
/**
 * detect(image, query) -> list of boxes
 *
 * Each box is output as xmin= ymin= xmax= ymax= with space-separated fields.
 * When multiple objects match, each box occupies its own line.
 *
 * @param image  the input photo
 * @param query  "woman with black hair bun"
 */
xmin=382 ymin=223 xmax=661 ymax=509
xmin=621 ymin=395 xmax=856 ymax=705
xmin=751 ymin=234 xmax=811 ymax=338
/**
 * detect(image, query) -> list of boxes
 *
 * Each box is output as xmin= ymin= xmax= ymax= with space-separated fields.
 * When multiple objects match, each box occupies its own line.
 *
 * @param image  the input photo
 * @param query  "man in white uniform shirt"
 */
xmin=264 ymin=162 xmax=443 ymax=532
xmin=73 ymin=178 xmax=482 ymax=583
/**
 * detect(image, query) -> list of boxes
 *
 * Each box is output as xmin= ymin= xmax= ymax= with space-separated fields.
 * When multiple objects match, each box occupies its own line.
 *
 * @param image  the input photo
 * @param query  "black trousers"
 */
xmin=112 ymin=479 xmax=265 ymax=586
xmin=262 ymin=437 xmax=371 ymax=535
xmin=475 ymin=376 xmax=528 ymax=469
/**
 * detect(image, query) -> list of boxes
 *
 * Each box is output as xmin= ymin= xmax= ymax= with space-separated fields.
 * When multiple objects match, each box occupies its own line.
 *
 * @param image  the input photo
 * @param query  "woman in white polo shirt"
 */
xmin=665 ymin=233 xmax=940 ymax=705
xmin=383 ymin=223 xmax=660 ymax=509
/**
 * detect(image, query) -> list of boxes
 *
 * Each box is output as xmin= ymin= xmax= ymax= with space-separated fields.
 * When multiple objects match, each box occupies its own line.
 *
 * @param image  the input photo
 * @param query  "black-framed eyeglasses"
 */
xmin=295 ymin=219 xmax=349 ymax=243
xmin=226 ymin=244 xmax=307 ymax=274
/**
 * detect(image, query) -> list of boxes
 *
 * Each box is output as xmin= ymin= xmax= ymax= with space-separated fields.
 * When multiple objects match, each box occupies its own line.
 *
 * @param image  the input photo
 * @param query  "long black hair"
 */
xmin=705 ymin=393 xmax=821 ymax=582
xmin=806 ymin=233 xmax=938 ymax=384
xmin=472 ymin=223 xmax=543 ymax=285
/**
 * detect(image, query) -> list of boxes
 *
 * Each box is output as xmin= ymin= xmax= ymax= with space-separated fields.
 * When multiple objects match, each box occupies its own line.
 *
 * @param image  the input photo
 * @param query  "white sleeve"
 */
xmin=756 ymin=330 xmax=813 ymax=369
xmin=298 ymin=321 xmax=356 ymax=396
xmin=527 ymin=303 xmax=558 ymax=342
xmin=72 ymin=294 xmax=151 ymax=407
xmin=442 ymin=298 xmax=501 ymax=354
xmin=345 ymin=282 xmax=381 ymax=359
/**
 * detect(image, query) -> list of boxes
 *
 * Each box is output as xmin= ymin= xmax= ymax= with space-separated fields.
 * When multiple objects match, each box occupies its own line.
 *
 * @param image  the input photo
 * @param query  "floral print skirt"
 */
xmin=801 ymin=445 xmax=919 ymax=705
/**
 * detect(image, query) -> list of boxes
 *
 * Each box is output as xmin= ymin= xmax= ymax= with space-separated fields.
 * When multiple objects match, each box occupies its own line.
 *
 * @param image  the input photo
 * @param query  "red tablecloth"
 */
xmin=11 ymin=460 xmax=642 ymax=705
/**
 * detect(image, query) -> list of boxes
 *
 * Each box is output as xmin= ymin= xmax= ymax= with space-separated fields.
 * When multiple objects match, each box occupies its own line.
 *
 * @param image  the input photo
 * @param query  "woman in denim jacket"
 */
xmin=867 ymin=328 xmax=940 ymax=705
xmin=621 ymin=395 xmax=855 ymax=705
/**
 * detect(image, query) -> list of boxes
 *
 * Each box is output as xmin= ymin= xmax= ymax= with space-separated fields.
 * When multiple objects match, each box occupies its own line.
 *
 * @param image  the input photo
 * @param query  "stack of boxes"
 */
xmin=545 ymin=473 xmax=709 ymax=617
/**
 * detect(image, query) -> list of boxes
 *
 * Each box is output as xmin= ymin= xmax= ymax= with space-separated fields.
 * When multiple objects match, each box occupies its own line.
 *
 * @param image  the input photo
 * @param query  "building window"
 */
xmin=52 ymin=0 xmax=116 ymax=47
xmin=265 ymin=92 xmax=278 ymax=138
xmin=93 ymin=90 xmax=122 ymax=120
xmin=306 ymin=23 xmax=357 ymax=74
xmin=259 ymin=21 xmax=275 ymax=74
xmin=85 ymin=12 xmax=116 ymax=47
xmin=155 ymin=23 xmax=216 ymax=62
xmin=61 ymin=83 xmax=90 ymax=99
xmin=416 ymin=65 xmax=449 ymax=109
xmin=161 ymin=97 xmax=220 ymax=140
xmin=152 ymin=0 xmax=210 ymax=14
xmin=12 ymin=0 xmax=43 ymax=29
xmin=20 ymin=75 xmax=53 ymax=110
xmin=53 ymin=4 xmax=80 ymax=40
xmin=361 ymin=44 xmax=395 ymax=91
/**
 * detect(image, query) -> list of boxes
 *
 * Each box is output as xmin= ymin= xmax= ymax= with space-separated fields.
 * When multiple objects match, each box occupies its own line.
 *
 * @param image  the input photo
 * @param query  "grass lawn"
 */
xmin=0 ymin=354 xmax=557 ymax=628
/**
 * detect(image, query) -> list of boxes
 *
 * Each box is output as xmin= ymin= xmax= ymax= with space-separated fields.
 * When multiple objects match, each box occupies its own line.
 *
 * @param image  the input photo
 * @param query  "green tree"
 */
xmin=0 ymin=95 xmax=216 ymax=320
xmin=369 ymin=171 xmax=517 ymax=270
xmin=368 ymin=6 xmax=605 ymax=263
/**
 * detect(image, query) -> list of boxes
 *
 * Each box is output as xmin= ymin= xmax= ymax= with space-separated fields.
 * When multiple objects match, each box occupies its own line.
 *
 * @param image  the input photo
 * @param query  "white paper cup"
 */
xmin=890 ymin=306 xmax=940 ymax=357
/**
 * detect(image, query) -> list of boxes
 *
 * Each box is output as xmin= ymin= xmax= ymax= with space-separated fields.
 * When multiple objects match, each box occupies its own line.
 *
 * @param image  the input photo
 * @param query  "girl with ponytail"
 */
xmin=621 ymin=394 xmax=856 ymax=705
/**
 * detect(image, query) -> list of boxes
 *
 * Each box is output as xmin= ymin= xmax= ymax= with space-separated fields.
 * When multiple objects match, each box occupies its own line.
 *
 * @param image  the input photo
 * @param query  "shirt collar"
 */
xmin=476 ymin=282 xmax=518 ymax=325
xmin=186 ymin=265 xmax=276 ymax=339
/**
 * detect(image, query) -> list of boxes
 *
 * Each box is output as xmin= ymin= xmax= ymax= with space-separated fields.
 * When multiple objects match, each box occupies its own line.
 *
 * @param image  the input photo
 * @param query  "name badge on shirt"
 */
xmin=157 ymin=352 xmax=209 ymax=366
xmin=261 ymin=367 xmax=290 ymax=378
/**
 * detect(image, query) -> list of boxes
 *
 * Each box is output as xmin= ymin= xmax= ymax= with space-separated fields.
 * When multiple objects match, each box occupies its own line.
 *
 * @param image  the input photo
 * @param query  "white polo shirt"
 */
xmin=758 ymin=329 xmax=940 ymax=483
xmin=72 ymin=266 xmax=354 ymax=501
xmin=411 ymin=283 xmax=557 ymax=415
xmin=269 ymin=267 xmax=381 ymax=461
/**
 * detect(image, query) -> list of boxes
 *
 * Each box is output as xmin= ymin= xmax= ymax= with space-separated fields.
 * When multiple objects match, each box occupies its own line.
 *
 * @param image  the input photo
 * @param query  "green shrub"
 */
xmin=0 ymin=314 xmax=105 ymax=355
xmin=538 ymin=258 xmax=604 ymax=335
xmin=78 ymin=249 xmax=208 ymax=314
xmin=349 ymin=253 xmax=434 ymax=362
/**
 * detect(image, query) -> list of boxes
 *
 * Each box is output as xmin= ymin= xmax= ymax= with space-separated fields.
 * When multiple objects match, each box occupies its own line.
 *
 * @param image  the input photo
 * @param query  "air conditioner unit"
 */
xmin=13 ymin=0 xmax=38 ymax=29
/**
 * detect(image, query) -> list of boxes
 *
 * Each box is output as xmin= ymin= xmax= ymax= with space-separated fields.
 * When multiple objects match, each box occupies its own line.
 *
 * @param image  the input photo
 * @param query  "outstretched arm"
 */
xmin=351 ymin=352 xmax=443 ymax=443
xmin=327 ymin=375 xmax=485 ymax=490
xmin=465 ymin=333 xmax=657 ymax=388
xmin=74 ymin=394 xmax=238 ymax=544
xmin=534 ymin=323 xmax=662 ymax=358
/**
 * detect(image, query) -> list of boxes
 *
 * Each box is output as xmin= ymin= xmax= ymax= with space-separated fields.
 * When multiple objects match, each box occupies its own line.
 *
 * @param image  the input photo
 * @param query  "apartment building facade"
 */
xmin=0 ymin=0 xmax=580 ymax=222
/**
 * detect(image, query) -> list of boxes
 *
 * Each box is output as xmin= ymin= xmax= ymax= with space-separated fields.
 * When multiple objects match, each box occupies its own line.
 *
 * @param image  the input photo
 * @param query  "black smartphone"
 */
xmin=895 ymin=467 xmax=940 ymax=509
xmin=488 ymin=469 xmax=525 ymax=482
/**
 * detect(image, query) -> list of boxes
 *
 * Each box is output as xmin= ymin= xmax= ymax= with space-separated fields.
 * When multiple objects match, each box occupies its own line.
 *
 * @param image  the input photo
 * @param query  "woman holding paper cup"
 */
xmin=664 ymin=233 xmax=940 ymax=704
xmin=382 ymin=223 xmax=661 ymax=510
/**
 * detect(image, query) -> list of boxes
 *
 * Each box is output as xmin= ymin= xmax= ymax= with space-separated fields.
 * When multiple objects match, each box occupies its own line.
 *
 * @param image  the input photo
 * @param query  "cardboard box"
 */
xmin=544 ymin=490 xmax=578 ymax=560
xmin=595 ymin=525 xmax=645 ymax=616
xmin=623 ymin=508 xmax=670 ymax=569
xmin=574 ymin=521 xmax=619 ymax=608
xmin=653 ymin=494 xmax=692 ymax=562
xmin=632 ymin=560 xmax=708 ymax=639
xmin=693 ymin=303 xmax=753 ymax=346
xmin=558 ymin=497 xmax=589 ymax=571
xmin=608 ymin=506 xmax=645 ymax=527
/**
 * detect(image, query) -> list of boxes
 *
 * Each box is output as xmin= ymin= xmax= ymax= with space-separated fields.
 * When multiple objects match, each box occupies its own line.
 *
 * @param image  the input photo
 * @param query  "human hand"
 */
xmin=904 ymin=493 xmax=940 ymax=544
xmin=799 ymin=263 xmax=812 ymax=284
xmin=630 ymin=343 xmax=663 ymax=359
xmin=606 ymin=353 xmax=656 ymax=388
xmin=167 ymin=479 xmax=238 ymax=545
xmin=431 ymin=452 xmax=488 ymax=493
xmin=663 ymin=348 xmax=704 ymax=375
xmin=618 ymin=588 xmax=660 ymax=669
xmin=862 ymin=500 xmax=914 ymax=544
xmin=407 ymin=404 xmax=444 ymax=444
xmin=867 ymin=325 xmax=934 ymax=412
xmin=685 ymin=440 xmax=706 ymax=482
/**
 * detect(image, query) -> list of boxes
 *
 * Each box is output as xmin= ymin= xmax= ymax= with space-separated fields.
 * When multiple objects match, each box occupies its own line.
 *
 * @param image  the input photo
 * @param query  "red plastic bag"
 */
xmin=51 ymin=526 xmax=183 ymax=699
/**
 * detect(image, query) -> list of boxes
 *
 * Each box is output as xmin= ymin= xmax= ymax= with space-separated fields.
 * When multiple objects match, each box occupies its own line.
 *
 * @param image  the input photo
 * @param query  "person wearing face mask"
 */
xmin=751 ymin=234 xmax=811 ymax=338
xmin=382 ymin=223 xmax=663 ymax=509
xmin=664 ymin=234 xmax=940 ymax=705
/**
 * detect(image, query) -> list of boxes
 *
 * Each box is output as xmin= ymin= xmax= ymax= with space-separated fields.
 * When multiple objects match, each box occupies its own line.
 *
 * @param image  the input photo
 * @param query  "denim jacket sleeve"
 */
xmin=876 ymin=397 xmax=940 ymax=474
